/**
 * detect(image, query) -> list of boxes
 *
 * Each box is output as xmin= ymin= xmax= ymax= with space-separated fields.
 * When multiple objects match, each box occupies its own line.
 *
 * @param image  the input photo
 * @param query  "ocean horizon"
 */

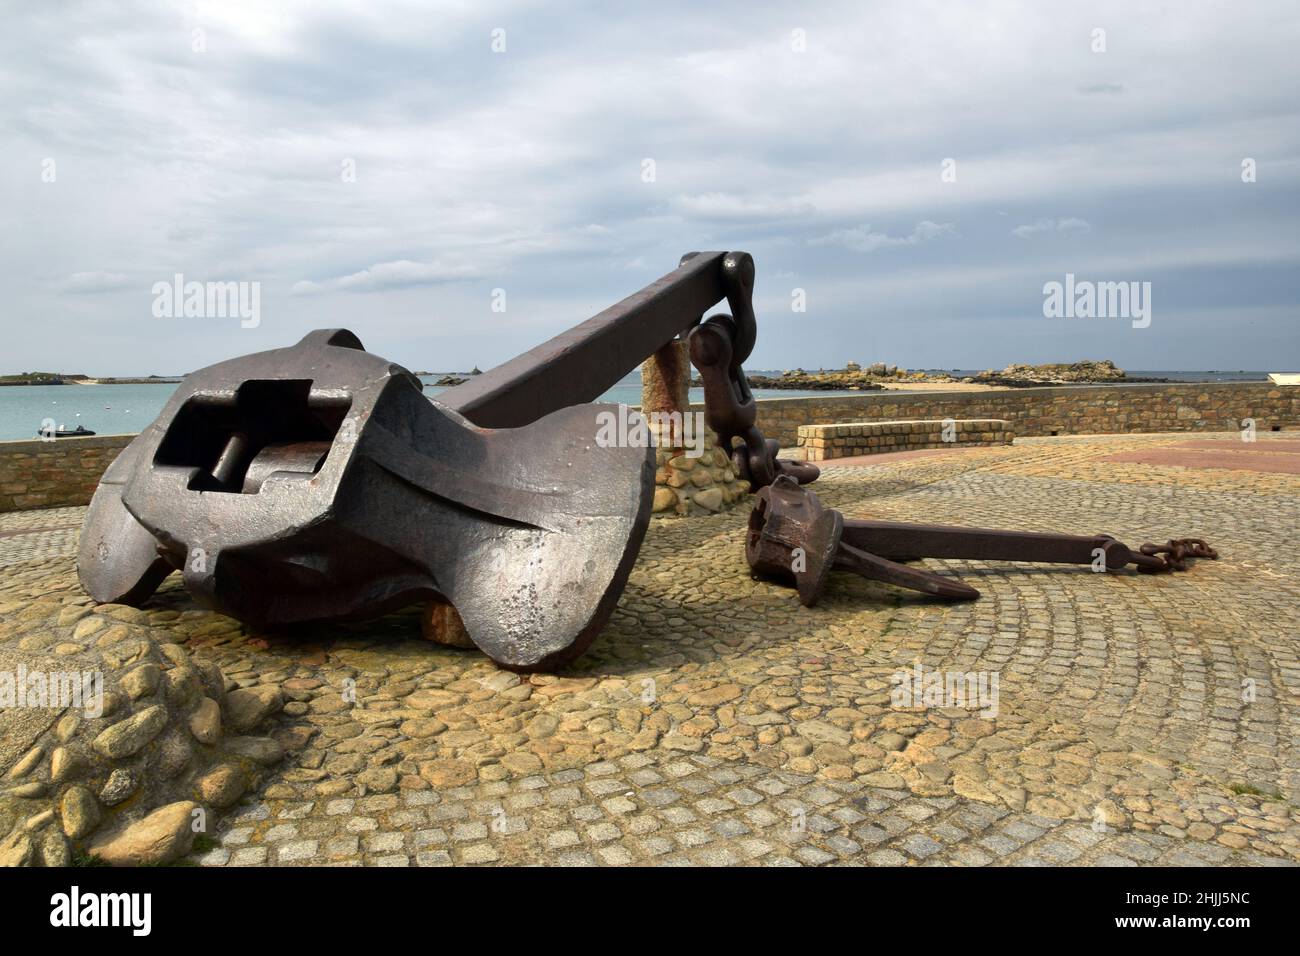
xmin=0 ymin=370 xmax=1274 ymax=442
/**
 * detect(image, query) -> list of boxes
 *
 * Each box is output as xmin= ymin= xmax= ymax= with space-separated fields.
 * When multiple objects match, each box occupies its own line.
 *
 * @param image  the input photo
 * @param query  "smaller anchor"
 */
xmin=747 ymin=476 xmax=1217 ymax=606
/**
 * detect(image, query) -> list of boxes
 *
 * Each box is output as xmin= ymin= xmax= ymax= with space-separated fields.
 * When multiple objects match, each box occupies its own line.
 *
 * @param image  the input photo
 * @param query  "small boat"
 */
xmin=38 ymin=424 xmax=97 ymax=438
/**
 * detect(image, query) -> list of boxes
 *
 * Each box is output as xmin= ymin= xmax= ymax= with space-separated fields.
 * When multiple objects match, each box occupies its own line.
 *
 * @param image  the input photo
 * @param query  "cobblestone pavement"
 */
xmin=0 ymin=506 xmax=81 ymax=568
xmin=1 ymin=432 xmax=1296 ymax=866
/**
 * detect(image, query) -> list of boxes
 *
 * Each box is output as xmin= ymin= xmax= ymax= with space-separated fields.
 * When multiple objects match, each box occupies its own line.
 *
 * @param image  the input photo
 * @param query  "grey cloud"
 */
xmin=58 ymin=271 xmax=132 ymax=294
xmin=0 ymin=0 xmax=1296 ymax=375
xmin=809 ymin=221 xmax=956 ymax=253
xmin=672 ymin=193 xmax=818 ymax=220
xmin=1012 ymin=218 xmax=1092 ymax=239
xmin=292 ymin=257 xmax=481 ymax=294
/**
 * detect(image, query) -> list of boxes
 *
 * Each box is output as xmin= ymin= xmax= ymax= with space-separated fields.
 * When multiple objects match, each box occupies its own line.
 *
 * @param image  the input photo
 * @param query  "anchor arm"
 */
xmin=835 ymin=541 xmax=980 ymax=600
xmin=440 ymin=251 xmax=818 ymax=490
xmin=840 ymin=520 xmax=1133 ymax=569
xmin=439 ymin=253 xmax=732 ymax=429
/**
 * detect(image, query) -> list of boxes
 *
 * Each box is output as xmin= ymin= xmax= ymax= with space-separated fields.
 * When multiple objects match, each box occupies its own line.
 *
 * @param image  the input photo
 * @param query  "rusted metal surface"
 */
xmin=78 ymin=329 xmax=654 ymax=671
xmin=686 ymin=253 xmax=819 ymax=489
xmin=436 ymin=253 xmax=730 ymax=428
xmin=1134 ymin=538 xmax=1218 ymax=572
xmin=747 ymin=476 xmax=979 ymax=605
xmin=640 ymin=339 xmax=692 ymax=416
xmin=747 ymin=475 xmax=1216 ymax=606
xmin=421 ymin=599 xmax=476 ymax=649
xmin=79 ymin=253 xmax=812 ymax=669
xmin=440 ymin=250 xmax=816 ymax=490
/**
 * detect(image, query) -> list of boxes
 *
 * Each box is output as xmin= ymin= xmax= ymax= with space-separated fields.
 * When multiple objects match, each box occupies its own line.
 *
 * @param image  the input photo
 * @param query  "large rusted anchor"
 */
xmin=78 ymin=253 xmax=814 ymax=670
xmin=747 ymin=476 xmax=1216 ymax=606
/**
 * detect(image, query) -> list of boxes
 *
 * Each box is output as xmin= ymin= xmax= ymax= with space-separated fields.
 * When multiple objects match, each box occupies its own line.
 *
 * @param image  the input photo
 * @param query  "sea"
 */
xmin=0 ymin=370 xmax=1272 ymax=442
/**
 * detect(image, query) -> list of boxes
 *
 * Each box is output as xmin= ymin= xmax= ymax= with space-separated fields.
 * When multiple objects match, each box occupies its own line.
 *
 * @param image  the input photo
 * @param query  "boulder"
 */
xmin=224 ymin=685 xmax=284 ymax=733
xmin=120 ymin=663 xmax=161 ymax=701
xmin=88 ymin=800 xmax=199 ymax=867
xmin=189 ymin=697 xmax=222 ymax=745
xmin=0 ymin=830 xmax=34 ymax=867
xmin=99 ymin=769 xmax=137 ymax=806
xmin=92 ymin=705 xmax=168 ymax=759
xmin=194 ymin=764 xmax=246 ymax=809
xmin=59 ymin=786 xmax=100 ymax=839
xmin=222 ymin=736 xmax=284 ymax=765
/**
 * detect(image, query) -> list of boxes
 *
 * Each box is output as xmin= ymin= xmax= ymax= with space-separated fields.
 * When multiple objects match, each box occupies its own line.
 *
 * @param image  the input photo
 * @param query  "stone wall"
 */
xmin=799 ymin=419 xmax=1014 ymax=461
xmin=696 ymin=382 xmax=1297 ymax=450
xmin=0 ymin=435 xmax=132 ymax=513
xmin=0 ymin=383 xmax=1294 ymax=514
xmin=652 ymin=431 xmax=751 ymax=516
xmin=641 ymin=340 xmax=750 ymax=517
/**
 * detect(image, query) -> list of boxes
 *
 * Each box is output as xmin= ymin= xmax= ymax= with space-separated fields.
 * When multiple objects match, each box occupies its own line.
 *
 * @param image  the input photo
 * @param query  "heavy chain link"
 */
xmin=687 ymin=254 xmax=819 ymax=490
xmin=1134 ymin=538 xmax=1218 ymax=573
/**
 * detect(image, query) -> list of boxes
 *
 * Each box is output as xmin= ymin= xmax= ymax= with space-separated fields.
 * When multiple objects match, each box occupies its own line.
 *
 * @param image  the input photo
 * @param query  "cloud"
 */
xmin=809 ymin=221 xmax=955 ymax=253
xmin=671 ymin=193 xmax=816 ymax=220
xmin=1012 ymin=218 xmax=1092 ymax=239
xmin=58 ymin=271 xmax=131 ymax=293
xmin=0 ymin=0 xmax=1295 ymax=377
xmin=291 ymin=257 xmax=480 ymax=294
xmin=1079 ymin=83 xmax=1126 ymax=95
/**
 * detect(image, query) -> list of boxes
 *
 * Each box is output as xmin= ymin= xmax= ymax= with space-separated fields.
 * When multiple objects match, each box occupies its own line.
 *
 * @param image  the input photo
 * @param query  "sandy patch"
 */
xmin=876 ymin=381 xmax=1008 ymax=393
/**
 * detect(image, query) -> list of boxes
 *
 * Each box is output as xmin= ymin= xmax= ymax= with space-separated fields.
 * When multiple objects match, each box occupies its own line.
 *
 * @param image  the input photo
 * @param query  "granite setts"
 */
xmin=0 ymin=432 xmax=1296 ymax=866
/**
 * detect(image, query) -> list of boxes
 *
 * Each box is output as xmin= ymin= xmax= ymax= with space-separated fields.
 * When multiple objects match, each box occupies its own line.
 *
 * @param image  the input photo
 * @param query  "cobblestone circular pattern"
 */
xmin=0 ymin=432 xmax=1296 ymax=866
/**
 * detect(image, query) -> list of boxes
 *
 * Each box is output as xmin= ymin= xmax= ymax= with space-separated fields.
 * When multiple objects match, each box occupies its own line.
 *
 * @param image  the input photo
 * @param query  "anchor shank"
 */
xmin=440 ymin=253 xmax=731 ymax=428
xmin=840 ymin=520 xmax=1122 ymax=566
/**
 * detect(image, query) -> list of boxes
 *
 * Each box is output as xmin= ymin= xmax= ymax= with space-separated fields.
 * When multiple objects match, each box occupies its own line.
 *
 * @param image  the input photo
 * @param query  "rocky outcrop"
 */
xmin=693 ymin=363 xmax=968 ymax=391
xmin=969 ymin=360 xmax=1127 ymax=387
xmin=0 ymin=604 xmax=286 ymax=867
xmin=430 ymin=369 xmax=481 ymax=387
xmin=714 ymin=368 xmax=890 ymax=390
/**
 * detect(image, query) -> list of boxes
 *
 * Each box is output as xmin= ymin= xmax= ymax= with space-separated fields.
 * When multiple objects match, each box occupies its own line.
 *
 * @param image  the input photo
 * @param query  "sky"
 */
xmin=1 ymin=0 xmax=1297 ymax=376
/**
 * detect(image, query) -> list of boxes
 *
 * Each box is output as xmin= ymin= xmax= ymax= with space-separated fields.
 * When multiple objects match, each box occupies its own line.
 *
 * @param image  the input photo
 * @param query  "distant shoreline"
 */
xmin=0 ymin=376 xmax=183 ymax=387
xmin=73 ymin=378 xmax=184 ymax=385
xmin=695 ymin=361 xmax=1274 ymax=391
xmin=0 ymin=368 xmax=1276 ymax=389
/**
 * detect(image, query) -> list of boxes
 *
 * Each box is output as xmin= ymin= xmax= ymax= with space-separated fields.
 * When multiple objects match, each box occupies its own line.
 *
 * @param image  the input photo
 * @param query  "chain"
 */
xmin=1134 ymin=538 xmax=1218 ymax=573
xmin=688 ymin=253 xmax=819 ymax=490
